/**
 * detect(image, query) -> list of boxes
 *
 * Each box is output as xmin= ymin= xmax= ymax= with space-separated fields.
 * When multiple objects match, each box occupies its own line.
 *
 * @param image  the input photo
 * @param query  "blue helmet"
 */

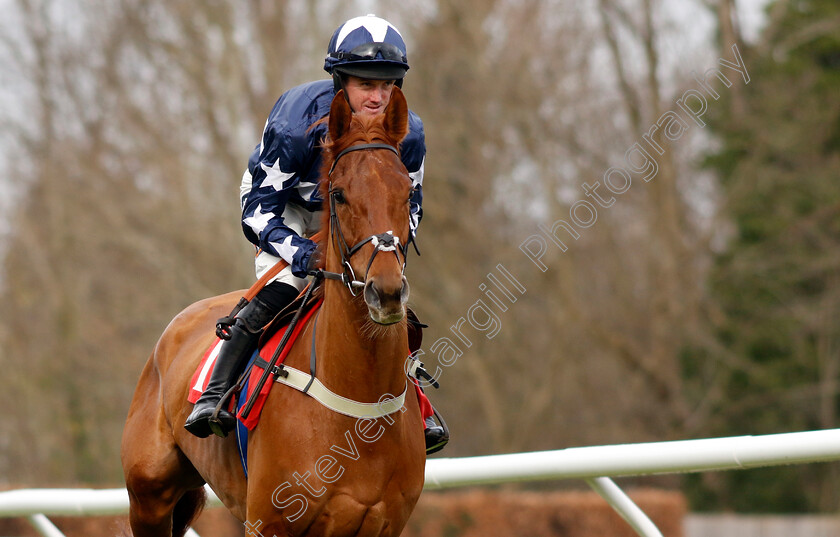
xmin=324 ymin=15 xmax=409 ymax=83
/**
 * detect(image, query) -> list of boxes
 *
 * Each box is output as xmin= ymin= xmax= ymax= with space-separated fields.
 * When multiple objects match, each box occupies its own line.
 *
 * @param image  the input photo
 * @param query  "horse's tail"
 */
xmin=172 ymin=488 xmax=207 ymax=537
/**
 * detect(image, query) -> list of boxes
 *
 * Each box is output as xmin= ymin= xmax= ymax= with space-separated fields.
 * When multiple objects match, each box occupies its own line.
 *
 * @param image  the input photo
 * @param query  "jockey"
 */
xmin=185 ymin=14 xmax=448 ymax=454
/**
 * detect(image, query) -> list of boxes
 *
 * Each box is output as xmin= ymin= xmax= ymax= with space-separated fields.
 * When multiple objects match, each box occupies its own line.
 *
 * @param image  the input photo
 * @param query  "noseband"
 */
xmin=320 ymin=143 xmax=412 ymax=296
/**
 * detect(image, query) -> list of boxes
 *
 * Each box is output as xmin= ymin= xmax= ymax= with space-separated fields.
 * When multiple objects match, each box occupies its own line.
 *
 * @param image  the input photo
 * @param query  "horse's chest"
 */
xmin=247 ymin=405 xmax=425 ymax=535
xmin=253 ymin=455 xmax=423 ymax=537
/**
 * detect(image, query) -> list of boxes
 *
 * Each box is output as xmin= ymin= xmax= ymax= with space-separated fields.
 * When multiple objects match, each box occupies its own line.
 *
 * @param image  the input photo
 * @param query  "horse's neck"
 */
xmin=314 ymin=285 xmax=409 ymax=402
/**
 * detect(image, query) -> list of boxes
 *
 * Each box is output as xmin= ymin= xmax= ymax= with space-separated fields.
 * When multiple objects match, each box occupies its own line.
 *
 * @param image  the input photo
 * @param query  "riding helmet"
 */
xmin=324 ymin=15 xmax=409 ymax=88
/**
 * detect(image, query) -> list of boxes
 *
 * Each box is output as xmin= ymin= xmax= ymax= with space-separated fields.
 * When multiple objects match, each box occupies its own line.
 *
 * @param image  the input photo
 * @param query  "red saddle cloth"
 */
xmin=188 ymin=299 xmax=433 ymax=431
xmin=188 ymin=300 xmax=322 ymax=429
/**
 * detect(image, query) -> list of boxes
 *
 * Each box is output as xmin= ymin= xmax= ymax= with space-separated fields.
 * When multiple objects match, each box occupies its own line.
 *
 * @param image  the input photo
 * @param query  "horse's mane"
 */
xmin=317 ymin=113 xmax=402 ymax=198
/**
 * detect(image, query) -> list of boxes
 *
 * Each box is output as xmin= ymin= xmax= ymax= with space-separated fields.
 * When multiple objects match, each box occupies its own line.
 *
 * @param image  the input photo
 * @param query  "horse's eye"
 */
xmin=332 ymin=189 xmax=347 ymax=205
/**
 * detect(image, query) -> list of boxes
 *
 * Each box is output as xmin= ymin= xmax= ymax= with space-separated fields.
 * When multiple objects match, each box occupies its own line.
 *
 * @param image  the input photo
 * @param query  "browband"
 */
xmin=328 ymin=143 xmax=399 ymax=176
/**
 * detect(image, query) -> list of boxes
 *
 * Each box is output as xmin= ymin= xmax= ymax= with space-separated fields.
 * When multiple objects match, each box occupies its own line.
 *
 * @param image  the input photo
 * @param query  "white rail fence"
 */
xmin=4 ymin=428 xmax=840 ymax=537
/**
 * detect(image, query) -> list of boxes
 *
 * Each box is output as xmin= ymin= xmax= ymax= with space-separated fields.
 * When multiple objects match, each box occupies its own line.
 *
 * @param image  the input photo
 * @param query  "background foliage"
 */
xmin=0 ymin=0 xmax=837 ymax=513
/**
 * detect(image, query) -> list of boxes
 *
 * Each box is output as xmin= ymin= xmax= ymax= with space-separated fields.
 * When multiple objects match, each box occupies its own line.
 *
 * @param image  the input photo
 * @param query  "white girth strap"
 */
xmin=273 ymin=366 xmax=407 ymax=419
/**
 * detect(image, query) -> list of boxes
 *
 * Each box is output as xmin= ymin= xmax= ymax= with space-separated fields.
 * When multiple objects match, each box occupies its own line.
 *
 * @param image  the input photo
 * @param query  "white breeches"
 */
xmin=254 ymin=204 xmax=324 ymax=291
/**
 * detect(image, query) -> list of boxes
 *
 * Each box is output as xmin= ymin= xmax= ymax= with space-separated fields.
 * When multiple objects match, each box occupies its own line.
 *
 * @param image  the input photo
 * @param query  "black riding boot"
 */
xmin=408 ymin=309 xmax=450 ymax=455
xmin=425 ymin=416 xmax=449 ymax=455
xmin=184 ymin=296 xmax=278 ymax=438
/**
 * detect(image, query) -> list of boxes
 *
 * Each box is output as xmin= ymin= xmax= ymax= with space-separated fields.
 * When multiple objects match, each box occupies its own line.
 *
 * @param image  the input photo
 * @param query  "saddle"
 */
xmin=258 ymin=284 xmax=324 ymax=348
xmin=189 ymin=267 xmax=433 ymax=475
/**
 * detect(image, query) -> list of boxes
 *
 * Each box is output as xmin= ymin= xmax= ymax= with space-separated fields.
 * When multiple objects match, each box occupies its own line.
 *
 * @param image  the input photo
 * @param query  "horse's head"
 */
xmin=320 ymin=87 xmax=414 ymax=325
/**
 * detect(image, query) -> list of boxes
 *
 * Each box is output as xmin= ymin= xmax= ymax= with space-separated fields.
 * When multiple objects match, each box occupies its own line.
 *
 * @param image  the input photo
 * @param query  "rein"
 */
xmin=320 ymin=142 xmax=411 ymax=296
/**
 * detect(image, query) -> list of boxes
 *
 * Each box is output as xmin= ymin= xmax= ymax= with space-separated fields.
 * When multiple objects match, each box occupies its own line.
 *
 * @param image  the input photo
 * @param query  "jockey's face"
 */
xmin=344 ymin=76 xmax=396 ymax=117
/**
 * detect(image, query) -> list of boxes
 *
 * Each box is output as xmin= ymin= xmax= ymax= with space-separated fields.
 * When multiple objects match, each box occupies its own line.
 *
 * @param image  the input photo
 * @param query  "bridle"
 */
xmin=238 ymin=143 xmax=412 ymax=422
xmin=320 ymin=142 xmax=414 ymax=297
xmin=239 ymin=143 xmax=422 ymax=423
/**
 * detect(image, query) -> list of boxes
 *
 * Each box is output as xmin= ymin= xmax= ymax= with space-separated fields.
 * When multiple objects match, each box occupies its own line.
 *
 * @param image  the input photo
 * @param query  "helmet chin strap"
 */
xmin=332 ymin=72 xmax=347 ymax=95
xmin=332 ymin=74 xmax=355 ymax=111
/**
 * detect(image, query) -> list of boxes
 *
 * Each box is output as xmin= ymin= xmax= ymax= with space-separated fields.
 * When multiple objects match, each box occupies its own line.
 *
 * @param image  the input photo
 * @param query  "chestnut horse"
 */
xmin=121 ymin=87 xmax=425 ymax=537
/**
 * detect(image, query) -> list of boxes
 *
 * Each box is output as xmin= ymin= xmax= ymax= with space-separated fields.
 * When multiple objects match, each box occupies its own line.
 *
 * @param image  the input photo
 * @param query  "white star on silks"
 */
xmin=269 ymin=235 xmax=300 ymax=262
xmin=260 ymin=159 xmax=295 ymax=191
xmin=243 ymin=204 xmax=275 ymax=235
xmin=336 ymin=17 xmax=395 ymax=45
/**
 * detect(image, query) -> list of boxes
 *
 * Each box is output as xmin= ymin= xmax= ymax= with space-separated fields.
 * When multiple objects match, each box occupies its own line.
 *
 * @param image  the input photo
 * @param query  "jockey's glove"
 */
xmin=306 ymin=250 xmax=323 ymax=276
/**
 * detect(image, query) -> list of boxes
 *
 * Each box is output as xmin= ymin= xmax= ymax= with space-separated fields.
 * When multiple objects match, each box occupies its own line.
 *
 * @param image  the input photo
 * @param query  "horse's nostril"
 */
xmin=364 ymin=281 xmax=381 ymax=309
xmin=400 ymin=277 xmax=410 ymax=303
xmin=364 ymin=279 xmax=408 ymax=311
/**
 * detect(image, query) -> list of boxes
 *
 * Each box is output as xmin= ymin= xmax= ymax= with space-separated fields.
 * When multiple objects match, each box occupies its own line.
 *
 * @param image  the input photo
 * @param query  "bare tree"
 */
xmin=0 ymin=0 xmax=335 ymax=483
xmin=0 ymin=0 xmax=761 ymax=487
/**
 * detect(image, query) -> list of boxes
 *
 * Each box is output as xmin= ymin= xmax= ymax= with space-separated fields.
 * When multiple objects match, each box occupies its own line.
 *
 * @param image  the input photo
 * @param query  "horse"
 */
xmin=120 ymin=87 xmax=426 ymax=537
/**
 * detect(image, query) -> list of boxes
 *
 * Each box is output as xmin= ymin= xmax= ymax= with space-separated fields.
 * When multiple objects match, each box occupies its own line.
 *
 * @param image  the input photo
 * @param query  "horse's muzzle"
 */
xmin=364 ymin=276 xmax=409 ymax=325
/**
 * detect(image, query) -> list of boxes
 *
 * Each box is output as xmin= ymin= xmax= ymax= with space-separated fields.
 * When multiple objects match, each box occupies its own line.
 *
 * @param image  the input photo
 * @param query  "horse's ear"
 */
xmin=329 ymin=90 xmax=353 ymax=141
xmin=384 ymin=86 xmax=409 ymax=143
